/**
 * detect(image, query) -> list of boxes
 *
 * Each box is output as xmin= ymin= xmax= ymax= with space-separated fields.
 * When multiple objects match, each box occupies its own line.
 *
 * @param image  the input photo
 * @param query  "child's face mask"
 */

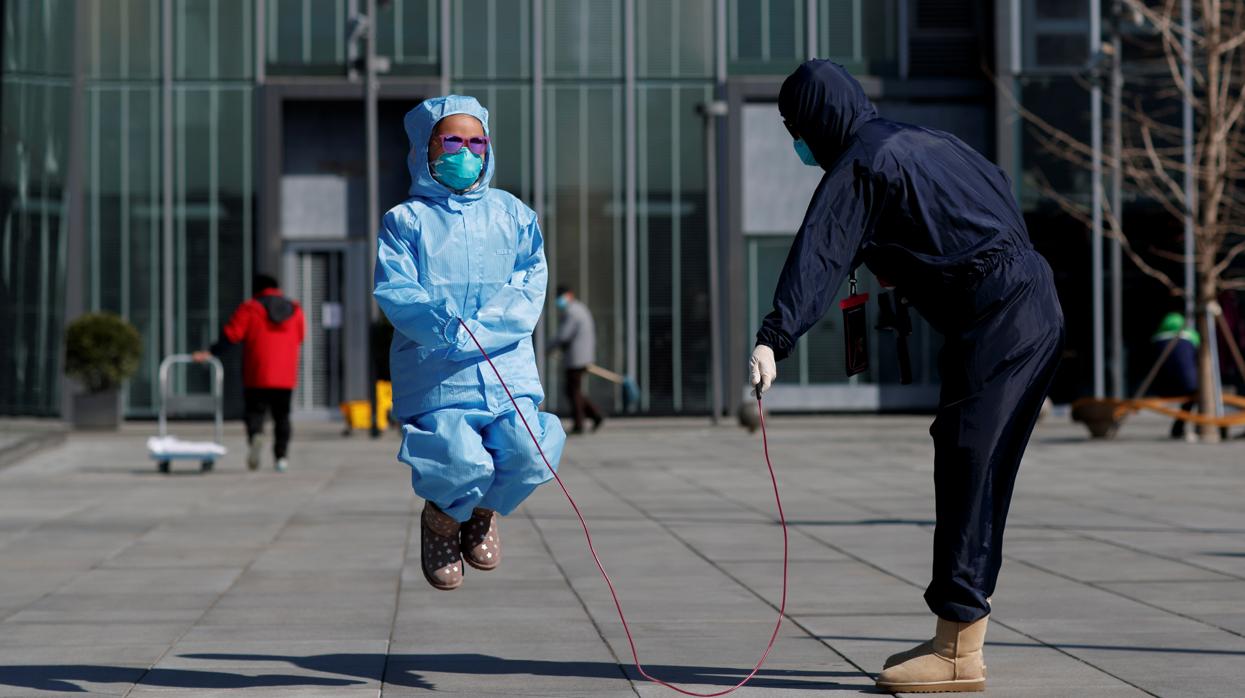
xmin=431 ymin=149 xmax=484 ymax=191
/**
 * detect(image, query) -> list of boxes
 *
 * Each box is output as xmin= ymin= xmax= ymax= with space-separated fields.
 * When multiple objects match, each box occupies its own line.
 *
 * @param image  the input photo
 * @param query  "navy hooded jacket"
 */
xmin=756 ymin=60 xmax=1034 ymax=360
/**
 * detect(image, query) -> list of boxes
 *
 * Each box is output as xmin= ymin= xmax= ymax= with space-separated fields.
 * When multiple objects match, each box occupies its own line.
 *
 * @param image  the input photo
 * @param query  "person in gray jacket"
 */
xmin=552 ymin=285 xmax=604 ymax=434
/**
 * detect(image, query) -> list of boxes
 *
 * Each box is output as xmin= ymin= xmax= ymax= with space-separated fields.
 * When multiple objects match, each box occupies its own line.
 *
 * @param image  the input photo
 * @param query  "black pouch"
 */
xmin=840 ymin=273 xmax=870 ymax=377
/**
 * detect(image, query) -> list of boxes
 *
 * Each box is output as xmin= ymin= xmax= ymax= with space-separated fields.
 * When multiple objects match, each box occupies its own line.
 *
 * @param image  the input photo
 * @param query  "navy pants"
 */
xmin=243 ymin=388 xmax=292 ymax=459
xmin=919 ymin=250 xmax=1064 ymax=623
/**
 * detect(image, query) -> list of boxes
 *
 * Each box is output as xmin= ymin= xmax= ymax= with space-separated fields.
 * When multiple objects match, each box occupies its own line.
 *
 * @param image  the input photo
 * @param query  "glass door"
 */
xmin=285 ymin=246 xmax=346 ymax=417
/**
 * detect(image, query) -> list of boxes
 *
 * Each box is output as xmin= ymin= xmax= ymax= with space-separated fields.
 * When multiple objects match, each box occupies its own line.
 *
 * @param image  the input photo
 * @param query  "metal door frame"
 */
xmin=283 ymin=239 xmax=364 ymax=419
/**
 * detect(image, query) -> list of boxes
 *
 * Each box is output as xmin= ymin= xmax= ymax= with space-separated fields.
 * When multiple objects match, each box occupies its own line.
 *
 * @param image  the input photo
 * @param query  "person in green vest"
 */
xmin=1149 ymin=312 xmax=1206 ymax=440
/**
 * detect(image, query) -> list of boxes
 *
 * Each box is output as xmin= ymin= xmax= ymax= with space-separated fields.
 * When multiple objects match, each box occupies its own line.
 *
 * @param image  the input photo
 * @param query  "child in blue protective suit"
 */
xmin=374 ymin=95 xmax=566 ymax=591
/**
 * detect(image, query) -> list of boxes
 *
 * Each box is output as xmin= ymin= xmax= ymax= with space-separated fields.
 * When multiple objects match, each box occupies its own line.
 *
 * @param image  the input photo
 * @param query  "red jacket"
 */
xmin=215 ymin=289 xmax=306 ymax=389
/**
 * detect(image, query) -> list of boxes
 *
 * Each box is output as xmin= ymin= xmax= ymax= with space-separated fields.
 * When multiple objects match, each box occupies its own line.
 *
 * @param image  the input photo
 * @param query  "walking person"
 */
xmin=193 ymin=274 xmax=305 ymax=472
xmin=749 ymin=60 xmax=1064 ymax=693
xmin=552 ymin=285 xmax=604 ymax=435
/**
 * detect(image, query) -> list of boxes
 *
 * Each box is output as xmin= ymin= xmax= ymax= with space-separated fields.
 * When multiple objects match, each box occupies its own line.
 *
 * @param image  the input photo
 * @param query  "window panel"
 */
xmin=543 ymin=85 xmax=624 ymax=412
xmin=4 ymin=0 xmax=78 ymax=76
xmin=87 ymin=0 xmax=161 ymax=80
xmin=377 ymin=0 xmax=440 ymax=77
xmin=1019 ymin=77 xmax=1091 ymax=210
xmin=453 ymin=0 xmax=531 ymax=80
xmin=729 ymin=0 xmax=804 ymax=76
xmin=173 ymin=86 xmax=254 ymax=400
xmin=266 ymin=0 xmax=348 ymax=76
xmin=83 ymin=83 xmax=254 ymax=414
xmin=545 ymin=0 xmax=622 ymax=78
xmin=637 ymin=84 xmax=711 ymax=412
xmin=177 ymin=0 xmax=254 ymax=79
xmin=818 ymin=0 xmax=900 ymax=75
xmin=85 ymin=85 xmax=163 ymax=412
xmin=636 ymin=0 xmax=713 ymax=79
xmin=0 ymin=78 xmax=71 ymax=415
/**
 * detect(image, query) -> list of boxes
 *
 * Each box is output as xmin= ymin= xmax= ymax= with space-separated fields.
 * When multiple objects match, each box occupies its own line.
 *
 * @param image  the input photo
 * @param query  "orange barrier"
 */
xmin=1073 ymin=394 xmax=1245 ymax=429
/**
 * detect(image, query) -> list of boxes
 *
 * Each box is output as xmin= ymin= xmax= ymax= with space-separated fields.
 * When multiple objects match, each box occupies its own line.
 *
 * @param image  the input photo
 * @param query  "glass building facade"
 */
xmin=3 ymin=0 xmax=1000 ymax=419
xmin=1 ymin=0 xmax=74 ymax=415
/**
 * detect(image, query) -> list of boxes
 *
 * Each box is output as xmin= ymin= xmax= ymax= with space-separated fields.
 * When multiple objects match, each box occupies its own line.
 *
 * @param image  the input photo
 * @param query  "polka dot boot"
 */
xmin=460 ymin=507 xmax=500 ymax=571
xmin=421 ymin=501 xmax=463 ymax=590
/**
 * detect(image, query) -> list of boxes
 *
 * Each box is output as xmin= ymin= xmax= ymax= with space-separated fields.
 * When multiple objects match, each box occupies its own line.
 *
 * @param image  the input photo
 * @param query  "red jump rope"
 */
xmin=460 ymin=319 xmax=789 ymax=696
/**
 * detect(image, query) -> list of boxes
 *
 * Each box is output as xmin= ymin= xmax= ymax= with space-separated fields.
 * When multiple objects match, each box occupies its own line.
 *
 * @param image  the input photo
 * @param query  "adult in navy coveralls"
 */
xmin=749 ymin=60 xmax=1064 ymax=693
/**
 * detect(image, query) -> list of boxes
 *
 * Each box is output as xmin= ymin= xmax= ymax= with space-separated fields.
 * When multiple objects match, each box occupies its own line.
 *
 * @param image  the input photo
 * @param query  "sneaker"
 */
xmin=421 ymin=502 xmax=464 ymax=590
xmin=460 ymin=508 xmax=500 ymax=571
xmin=274 ymin=458 xmax=288 ymax=472
xmin=247 ymin=436 xmax=264 ymax=471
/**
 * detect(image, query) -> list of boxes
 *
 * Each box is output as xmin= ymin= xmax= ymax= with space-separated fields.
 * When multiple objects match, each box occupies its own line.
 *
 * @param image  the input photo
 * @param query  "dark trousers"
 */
xmin=1170 ymin=402 xmax=1229 ymax=440
xmin=922 ymin=251 xmax=1065 ymax=623
xmin=243 ymin=388 xmax=292 ymax=458
xmin=564 ymin=367 xmax=603 ymax=432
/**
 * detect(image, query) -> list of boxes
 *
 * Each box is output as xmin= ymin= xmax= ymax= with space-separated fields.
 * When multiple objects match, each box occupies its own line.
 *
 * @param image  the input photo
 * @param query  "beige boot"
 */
xmin=875 ymin=615 xmax=988 ymax=693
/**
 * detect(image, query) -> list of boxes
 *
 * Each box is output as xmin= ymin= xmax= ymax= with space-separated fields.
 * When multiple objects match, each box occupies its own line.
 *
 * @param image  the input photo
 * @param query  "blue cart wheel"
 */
xmin=200 ymin=460 xmax=214 ymax=473
xmin=158 ymin=460 xmax=171 ymax=474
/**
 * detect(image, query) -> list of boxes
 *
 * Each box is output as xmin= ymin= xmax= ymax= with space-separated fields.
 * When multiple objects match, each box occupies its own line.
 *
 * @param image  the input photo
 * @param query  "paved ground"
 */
xmin=0 ymin=411 xmax=1242 ymax=697
xmin=0 ymin=420 xmax=66 ymax=470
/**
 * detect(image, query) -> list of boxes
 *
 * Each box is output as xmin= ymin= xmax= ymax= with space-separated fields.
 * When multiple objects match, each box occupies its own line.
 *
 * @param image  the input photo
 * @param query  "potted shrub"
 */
xmin=64 ymin=312 xmax=142 ymax=430
xmin=1070 ymin=399 xmax=1120 ymax=439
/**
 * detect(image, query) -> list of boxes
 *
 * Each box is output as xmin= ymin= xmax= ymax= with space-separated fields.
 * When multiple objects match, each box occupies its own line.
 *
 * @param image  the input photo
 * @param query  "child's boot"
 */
xmin=875 ymin=615 xmax=988 ymax=693
xmin=460 ymin=507 xmax=500 ymax=571
xmin=421 ymin=502 xmax=463 ymax=590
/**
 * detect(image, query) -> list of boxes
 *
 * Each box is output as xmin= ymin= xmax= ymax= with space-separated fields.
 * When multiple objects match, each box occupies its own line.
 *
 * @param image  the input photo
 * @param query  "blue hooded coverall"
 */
xmin=757 ymin=61 xmax=1065 ymax=623
xmin=374 ymin=95 xmax=566 ymax=523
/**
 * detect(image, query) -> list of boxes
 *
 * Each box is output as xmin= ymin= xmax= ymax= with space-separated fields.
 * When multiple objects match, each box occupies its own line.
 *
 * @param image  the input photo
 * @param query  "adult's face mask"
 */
xmin=555 ymin=295 xmax=569 ymax=311
xmin=431 ymin=149 xmax=484 ymax=191
xmin=792 ymin=138 xmax=819 ymax=167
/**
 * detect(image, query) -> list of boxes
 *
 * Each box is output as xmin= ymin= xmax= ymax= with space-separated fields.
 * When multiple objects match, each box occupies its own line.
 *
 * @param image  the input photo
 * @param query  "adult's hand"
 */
xmin=749 ymin=345 xmax=776 ymax=397
xmin=191 ymin=350 xmax=213 ymax=363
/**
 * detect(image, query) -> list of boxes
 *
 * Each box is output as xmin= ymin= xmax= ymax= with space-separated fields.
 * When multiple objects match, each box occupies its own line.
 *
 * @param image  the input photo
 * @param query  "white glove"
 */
xmin=749 ymin=345 xmax=776 ymax=397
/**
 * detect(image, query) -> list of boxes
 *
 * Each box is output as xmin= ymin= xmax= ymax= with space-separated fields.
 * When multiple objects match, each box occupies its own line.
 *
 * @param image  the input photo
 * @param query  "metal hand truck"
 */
xmin=147 ymin=354 xmax=227 ymax=473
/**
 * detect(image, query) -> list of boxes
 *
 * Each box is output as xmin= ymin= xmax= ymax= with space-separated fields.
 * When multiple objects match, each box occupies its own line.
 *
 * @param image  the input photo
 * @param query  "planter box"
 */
xmin=1071 ymin=400 xmax=1119 ymax=440
xmin=72 ymin=389 xmax=122 ymax=431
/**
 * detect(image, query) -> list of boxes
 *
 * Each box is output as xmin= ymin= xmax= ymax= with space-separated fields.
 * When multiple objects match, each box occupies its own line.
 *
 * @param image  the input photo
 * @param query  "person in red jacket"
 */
xmin=193 ymin=274 xmax=305 ymax=472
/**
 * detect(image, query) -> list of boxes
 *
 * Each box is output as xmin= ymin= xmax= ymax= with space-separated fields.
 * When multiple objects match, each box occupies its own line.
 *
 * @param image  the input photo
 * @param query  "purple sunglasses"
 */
xmin=437 ymin=134 xmax=490 ymax=155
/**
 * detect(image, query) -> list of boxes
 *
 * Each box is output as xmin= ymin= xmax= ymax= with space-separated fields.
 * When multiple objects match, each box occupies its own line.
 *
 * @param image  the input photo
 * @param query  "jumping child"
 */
xmin=374 ymin=95 xmax=566 ymax=590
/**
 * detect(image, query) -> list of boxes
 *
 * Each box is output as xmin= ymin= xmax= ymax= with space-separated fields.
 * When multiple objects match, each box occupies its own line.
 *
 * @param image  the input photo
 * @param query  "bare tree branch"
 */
xmin=1151 ymin=246 xmax=1192 ymax=263
xmin=1141 ymin=121 xmax=1194 ymax=206
xmin=1214 ymin=238 xmax=1245 ymax=277
xmin=1121 ymin=0 xmax=1207 ymax=105
xmin=1028 ymin=170 xmax=1184 ymax=293
xmin=1222 ymin=29 xmax=1245 ymax=55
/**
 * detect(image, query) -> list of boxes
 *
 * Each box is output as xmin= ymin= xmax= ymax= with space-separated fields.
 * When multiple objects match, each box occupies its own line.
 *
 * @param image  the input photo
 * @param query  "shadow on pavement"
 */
xmin=783 ymin=519 xmax=936 ymax=527
xmin=0 ymin=664 xmax=362 ymax=693
xmin=818 ymin=635 xmax=1245 ymax=656
xmin=181 ymin=652 xmax=872 ymax=691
